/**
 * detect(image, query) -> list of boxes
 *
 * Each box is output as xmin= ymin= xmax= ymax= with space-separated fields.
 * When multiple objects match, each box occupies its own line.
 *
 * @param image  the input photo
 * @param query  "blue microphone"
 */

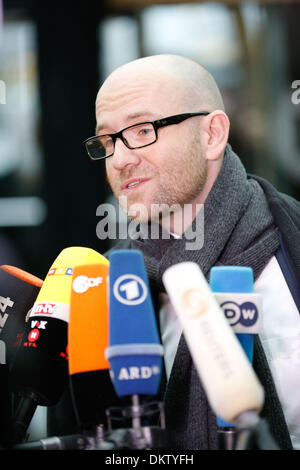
xmin=209 ymin=266 xmax=262 ymax=447
xmin=104 ymin=250 xmax=168 ymax=449
xmin=105 ymin=250 xmax=163 ymax=398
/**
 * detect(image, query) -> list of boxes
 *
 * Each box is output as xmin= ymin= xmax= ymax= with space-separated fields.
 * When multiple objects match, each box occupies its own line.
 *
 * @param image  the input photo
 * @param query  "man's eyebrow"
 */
xmin=95 ymin=111 xmax=156 ymax=135
xmin=126 ymin=111 xmax=156 ymax=121
xmin=95 ymin=123 xmax=103 ymax=135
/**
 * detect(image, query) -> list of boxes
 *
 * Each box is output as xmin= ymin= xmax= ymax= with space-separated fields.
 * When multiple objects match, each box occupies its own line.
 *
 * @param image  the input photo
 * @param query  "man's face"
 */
xmin=96 ymin=72 xmax=208 ymax=223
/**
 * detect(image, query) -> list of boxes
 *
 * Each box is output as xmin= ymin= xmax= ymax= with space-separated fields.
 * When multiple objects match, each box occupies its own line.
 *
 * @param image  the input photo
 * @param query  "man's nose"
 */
xmin=111 ymin=137 xmax=141 ymax=170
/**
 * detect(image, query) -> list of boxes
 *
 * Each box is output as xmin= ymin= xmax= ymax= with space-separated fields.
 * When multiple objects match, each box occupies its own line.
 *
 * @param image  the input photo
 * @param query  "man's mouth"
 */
xmin=121 ymin=178 xmax=150 ymax=191
xmin=128 ymin=181 xmax=141 ymax=188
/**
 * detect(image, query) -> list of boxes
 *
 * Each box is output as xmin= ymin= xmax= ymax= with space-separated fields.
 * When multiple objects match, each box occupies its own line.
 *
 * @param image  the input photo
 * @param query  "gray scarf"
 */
xmin=130 ymin=145 xmax=292 ymax=449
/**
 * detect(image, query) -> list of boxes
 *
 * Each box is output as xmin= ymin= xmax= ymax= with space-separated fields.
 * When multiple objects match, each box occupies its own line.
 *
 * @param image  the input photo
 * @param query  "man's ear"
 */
xmin=203 ymin=110 xmax=230 ymax=161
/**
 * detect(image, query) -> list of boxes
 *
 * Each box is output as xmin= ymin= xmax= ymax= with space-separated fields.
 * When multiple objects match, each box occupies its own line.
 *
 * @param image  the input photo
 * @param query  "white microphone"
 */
xmin=162 ymin=261 xmax=264 ymax=425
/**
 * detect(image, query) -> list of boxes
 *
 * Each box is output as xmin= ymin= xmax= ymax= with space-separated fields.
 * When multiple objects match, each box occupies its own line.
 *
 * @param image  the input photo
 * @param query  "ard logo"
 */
xmin=113 ymin=274 xmax=147 ymax=306
xmin=118 ymin=365 xmax=160 ymax=380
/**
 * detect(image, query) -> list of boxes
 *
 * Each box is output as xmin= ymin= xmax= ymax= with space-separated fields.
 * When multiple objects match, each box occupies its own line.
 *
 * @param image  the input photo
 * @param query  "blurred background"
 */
xmin=0 ymin=0 xmax=299 ymax=280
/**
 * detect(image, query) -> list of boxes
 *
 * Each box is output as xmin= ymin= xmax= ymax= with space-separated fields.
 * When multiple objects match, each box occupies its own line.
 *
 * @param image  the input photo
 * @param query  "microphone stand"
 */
xmin=13 ymin=434 xmax=93 ymax=450
xmin=13 ymin=396 xmax=169 ymax=450
xmin=217 ymin=426 xmax=237 ymax=450
xmin=10 ymin=392 xmax=39 ymax=445
xmin=102 ymin=394 xmax=168 ymax=450
xmin=12 ymin=425 xmax=115 ymax=450
xmin=234 ymin=411 xmax=280 ymax=450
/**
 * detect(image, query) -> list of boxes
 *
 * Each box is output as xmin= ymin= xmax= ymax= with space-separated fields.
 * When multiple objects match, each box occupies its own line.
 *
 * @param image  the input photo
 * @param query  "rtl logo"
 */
xmin=23 ymin=329 xmax=40 ymax=348
xmin=23 ymin=320 xmax=47 ymax=348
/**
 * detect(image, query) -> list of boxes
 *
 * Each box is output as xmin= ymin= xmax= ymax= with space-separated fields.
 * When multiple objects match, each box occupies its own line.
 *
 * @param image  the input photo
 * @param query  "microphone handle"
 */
xmin=217 ymin=427 xmax=238 ymax=450
xmin=13 ymin=426 xmax=116 ymax=450
xmin=235 ymin=412 xmax=280 ymax=450
xmin=131 ymin=394 xmax=142 ymax=429
xmin=11 ymin=394 xmax=39 ymax=445
xmin=255 ymin=419 xmax=280 ymax=450
xmin=216 ymin=335 xmax=253 ymax=450
xmin=13 ymin=434 xmax=91 ymax=450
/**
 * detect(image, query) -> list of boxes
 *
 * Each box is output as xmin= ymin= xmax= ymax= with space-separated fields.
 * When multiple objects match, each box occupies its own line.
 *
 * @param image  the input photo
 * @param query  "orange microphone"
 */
xmin=68 ymin=262 xmax=118 ymax=432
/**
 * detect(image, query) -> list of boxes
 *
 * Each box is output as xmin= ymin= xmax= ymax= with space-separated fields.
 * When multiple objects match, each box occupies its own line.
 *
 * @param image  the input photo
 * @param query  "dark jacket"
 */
xmin=250 ymin=174 xmax=300 ymax=290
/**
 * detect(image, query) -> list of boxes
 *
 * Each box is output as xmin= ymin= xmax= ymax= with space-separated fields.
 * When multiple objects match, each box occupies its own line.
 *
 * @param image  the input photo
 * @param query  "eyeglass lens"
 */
xmin=86 ymin=122 xmax=156 ymax=160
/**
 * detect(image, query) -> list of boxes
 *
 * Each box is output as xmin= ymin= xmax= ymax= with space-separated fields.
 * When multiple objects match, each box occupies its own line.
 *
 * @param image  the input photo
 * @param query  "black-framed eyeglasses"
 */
xmin=83 ymin=112 xmax=210 ymax=161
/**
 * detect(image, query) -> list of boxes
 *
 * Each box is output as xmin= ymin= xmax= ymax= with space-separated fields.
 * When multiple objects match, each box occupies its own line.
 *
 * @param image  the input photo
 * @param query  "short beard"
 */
xmin=149 ymin=133 xmax=208 ymax=215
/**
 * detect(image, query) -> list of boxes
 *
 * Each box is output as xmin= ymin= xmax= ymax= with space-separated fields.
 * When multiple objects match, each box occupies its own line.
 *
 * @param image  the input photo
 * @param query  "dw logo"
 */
xmin=113 ymin=274 xmax=147 ymax=306
xmin=221 ymin=301 xmax=258 ymax=327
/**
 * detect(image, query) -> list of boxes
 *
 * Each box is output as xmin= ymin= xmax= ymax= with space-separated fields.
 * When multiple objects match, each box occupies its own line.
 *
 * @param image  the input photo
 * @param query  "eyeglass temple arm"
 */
xmin=155 ymin=112 xmax=209 ymax=130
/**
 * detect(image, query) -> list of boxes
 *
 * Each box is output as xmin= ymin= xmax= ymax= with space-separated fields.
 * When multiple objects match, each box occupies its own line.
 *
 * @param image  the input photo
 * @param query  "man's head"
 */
xmin=94 ymin=54 xmax=230 ymax=227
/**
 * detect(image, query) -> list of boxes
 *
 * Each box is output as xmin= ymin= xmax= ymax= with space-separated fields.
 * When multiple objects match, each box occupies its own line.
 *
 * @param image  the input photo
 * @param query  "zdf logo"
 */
xmin=220 ymin=301 xmax=258 ymax=327
xmin=72 ymin=275 xmax=103 ymax=294
xmin=113 ymin=274 xmax=147 ymax=306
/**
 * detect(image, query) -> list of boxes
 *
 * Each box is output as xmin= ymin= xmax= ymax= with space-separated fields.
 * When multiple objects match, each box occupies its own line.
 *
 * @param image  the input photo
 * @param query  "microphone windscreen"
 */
xmin=0 ymin=265 xmax=43 ymax=365
xmin=0 ymin=265 xmax=43 ymax=447
xmin=68 ymin=262 xmax=118 ymax=428
xmin=209 ymin=266 xmax=262 ymax=428
xmin=105 ymin=250 xmax=163 ymax=398
xmin=210 ymin=266 xmax=254 ymax=293
xmin=69 ymin=263 xmax=109 ymax=375
xmin=163 ymin=261 xmax=264 ymax=424
xmin=10 ymin=247 xmax=107 ymax=406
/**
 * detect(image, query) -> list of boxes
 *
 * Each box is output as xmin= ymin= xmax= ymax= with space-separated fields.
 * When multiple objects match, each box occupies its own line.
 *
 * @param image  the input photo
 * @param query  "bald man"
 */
xmin=95 ymin=55 xmax=227 ymax=231
xmin=84 ymin=55 xmax=300 ymax=450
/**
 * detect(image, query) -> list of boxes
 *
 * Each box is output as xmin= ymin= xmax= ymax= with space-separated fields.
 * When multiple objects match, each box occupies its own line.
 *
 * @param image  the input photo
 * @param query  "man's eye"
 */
xmin=138 ymin=127 xmax=152 ymax=135
xmin=105 ymin=138 xmax=114 ymax=148
xmin=133 ymin=125 xmax=154 ymax=138
xmin=98 ymin=136 xmax=113 ymax=148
